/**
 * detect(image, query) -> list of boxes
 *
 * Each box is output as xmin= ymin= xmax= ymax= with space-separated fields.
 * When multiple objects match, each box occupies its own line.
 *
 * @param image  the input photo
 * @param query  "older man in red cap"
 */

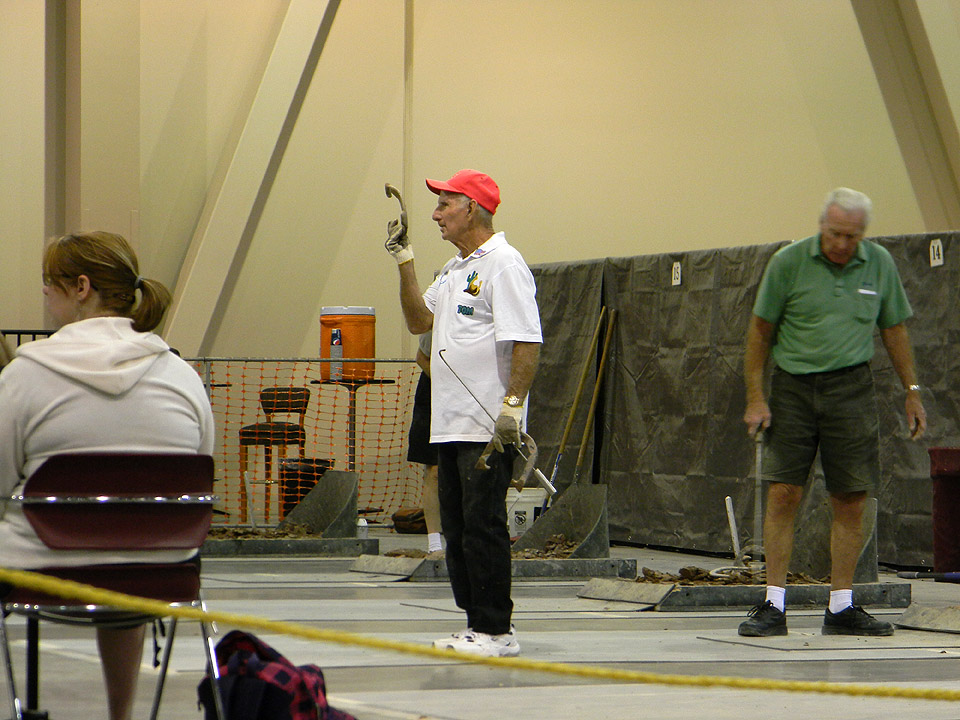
xmin=386 ymin=169 xmax=542 ymax=657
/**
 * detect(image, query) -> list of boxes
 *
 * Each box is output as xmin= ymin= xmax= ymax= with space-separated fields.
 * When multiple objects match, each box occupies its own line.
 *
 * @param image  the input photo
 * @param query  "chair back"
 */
xmin=259 ymin=387 xmax=310 ymax=421
xmin=0 ymin=454 xmax=225 ymax=720
xmin=18 ymin=452 xmax=215 ymax=552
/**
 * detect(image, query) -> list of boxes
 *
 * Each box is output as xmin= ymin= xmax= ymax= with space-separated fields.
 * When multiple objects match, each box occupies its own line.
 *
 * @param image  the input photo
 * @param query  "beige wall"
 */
xmin=911 ymin=0 xmax=960 ymax=220
xmin=1 ymin=2 xmax=47 ymax=329
xmin=138 ymin=0 xmax=289 ymax=292
xmin=406 ymin=0 xmax=920 ymax=265
xmin=200 ymin=0 xmax=406 ymax=358
xmin=1 ymin=0 xmax=958 ymax=357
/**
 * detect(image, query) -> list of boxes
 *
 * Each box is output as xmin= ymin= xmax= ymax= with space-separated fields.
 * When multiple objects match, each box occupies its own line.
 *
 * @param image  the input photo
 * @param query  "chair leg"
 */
xmin=25 ymin=617 xmax=38 ymax=714
xmin=0 ymin=611 xmax=24 ymax=720
xmin=148 ymin=618 xmax=176 ymax=720
xmin=263 ymin=446 xmax=273 ymax=524
xmin=238 ymin=446 xmax=248 ymax=524
xmin=199 ymin=620 xmax=224 ymax=720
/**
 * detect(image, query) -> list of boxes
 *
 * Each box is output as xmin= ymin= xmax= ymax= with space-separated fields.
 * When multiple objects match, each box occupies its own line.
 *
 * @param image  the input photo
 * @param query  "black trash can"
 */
xmin=278 ymin=458 xmax=333 ymax=519
xmin=929 ymin=448 xmax=960 ymax=572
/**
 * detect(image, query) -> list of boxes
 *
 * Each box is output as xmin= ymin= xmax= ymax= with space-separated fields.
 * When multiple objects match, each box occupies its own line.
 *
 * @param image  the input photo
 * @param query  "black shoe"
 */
xmin=822 ymin=606 xmax=894 ymax=636
xmin=738 ymin=601 xmax=788 ymax=636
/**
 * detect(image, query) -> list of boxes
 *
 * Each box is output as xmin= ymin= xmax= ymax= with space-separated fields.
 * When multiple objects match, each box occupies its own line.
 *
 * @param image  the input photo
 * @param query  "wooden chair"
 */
xmin=238 ymin=386 xmax=310 ymax=523
xmin=0 ymin=452 xmax=224 ymax=720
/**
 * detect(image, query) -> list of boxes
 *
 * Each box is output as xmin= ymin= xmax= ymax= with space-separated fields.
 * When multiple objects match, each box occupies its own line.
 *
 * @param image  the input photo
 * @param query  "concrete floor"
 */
xmin=5 ymin=530 xmax=960 ymax=720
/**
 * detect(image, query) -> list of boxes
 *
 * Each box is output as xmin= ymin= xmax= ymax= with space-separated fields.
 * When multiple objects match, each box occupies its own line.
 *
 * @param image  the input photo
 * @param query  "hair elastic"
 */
xmin=134 ymin=276 xmax=144 ymax=290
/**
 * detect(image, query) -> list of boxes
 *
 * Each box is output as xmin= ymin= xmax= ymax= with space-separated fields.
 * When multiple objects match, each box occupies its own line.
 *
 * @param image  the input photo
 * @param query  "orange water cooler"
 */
xmin=320 ymin=306 xmax=376 ymax=381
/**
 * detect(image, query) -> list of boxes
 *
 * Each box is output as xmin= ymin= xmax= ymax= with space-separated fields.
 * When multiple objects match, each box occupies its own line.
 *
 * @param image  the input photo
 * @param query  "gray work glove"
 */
xmin=385 ymin=211 xmax=413 ymax=264
xmin=491 ymin=401 xmax=524 ymax=453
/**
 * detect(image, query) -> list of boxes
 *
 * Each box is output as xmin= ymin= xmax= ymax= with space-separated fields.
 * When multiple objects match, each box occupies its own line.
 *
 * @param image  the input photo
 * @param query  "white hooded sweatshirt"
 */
xmin=0 ymin=316 xmax=214 ymax=568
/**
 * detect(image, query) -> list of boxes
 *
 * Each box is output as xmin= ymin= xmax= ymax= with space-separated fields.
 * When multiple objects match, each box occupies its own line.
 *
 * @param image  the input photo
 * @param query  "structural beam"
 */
xmin=852 ymin=0 xmax=960 ymax=231
xmin=165 ymin=0 xmax=341 ymax=355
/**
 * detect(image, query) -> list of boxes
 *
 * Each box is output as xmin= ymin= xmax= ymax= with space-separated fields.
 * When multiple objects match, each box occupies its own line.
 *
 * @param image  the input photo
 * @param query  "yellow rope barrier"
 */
xmin=0 ymin=566 xmax=957 ymax=703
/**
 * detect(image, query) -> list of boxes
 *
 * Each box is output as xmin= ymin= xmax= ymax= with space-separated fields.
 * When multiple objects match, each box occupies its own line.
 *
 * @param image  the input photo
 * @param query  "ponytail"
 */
xmin=130 ymin=276 xmax=172 ymax=332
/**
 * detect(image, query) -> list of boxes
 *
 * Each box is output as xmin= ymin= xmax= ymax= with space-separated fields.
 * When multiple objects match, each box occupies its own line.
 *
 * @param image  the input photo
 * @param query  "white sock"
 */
xmin=765 ymin=585 xmax=786 ymax=612
xmin=427 ymin=532 xmax=443 ymax=552
xmin=829 ymin=589 xmax=853 ymax=614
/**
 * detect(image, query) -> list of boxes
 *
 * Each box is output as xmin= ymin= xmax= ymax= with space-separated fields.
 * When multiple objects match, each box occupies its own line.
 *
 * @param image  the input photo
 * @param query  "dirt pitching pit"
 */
xmin=637 ymin=565 xmax=828 ymax=586
xmin=386 ymin=533 xmax=580 ymax=560
xmin=207 ymin=524 xmax=320 ymax=540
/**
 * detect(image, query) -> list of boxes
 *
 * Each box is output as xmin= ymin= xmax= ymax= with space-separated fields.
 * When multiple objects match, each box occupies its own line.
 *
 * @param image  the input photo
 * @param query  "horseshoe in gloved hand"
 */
xmin=384 ymin=183 xmax=407 ymax=232
xmin=475 ymin=432 xmax=539 ymax=492
xmin=513 ymin=432 xmax=538 ymax=489
xmin=476 ymin=439 xmax=497 ymax=472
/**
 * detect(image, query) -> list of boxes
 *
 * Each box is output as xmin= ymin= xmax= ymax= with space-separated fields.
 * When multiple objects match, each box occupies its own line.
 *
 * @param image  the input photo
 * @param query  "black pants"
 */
xmin=406 ymin=373 xmax=438 ymax=466
xmin=436 ymin=442 xmax=514 ymax=635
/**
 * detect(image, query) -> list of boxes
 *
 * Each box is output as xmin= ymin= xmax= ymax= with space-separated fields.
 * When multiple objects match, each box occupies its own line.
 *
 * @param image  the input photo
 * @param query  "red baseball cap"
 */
xmin=425 ymin=169 xmax=501 ymax=214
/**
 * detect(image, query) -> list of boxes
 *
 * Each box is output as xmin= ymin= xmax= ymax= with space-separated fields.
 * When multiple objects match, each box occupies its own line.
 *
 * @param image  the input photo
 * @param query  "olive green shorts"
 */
xmin=763 ymin=363 xmax=879 ymax=494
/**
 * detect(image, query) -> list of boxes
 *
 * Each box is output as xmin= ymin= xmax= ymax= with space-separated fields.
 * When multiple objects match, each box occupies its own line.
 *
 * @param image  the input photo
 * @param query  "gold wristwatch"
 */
xmin=503 ymin=395 xmax=524 ymax=408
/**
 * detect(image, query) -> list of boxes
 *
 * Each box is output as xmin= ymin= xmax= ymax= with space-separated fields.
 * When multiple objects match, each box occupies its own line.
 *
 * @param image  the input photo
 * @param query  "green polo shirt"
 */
xmin=753 ymin=234 xmax=912 ymax=374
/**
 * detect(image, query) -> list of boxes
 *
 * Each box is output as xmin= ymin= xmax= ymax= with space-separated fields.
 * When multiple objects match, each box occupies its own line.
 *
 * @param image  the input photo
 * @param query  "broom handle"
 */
xmin=573 ymin=309 xmax=617 ymax=481
xmin=556 ymin=306 xmax=607 ymax=457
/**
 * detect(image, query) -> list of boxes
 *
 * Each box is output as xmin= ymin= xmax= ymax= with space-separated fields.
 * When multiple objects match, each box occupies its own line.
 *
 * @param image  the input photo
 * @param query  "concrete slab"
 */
xmin=579 ymin=578 xmax=675 ymax=606
xmin=12 ymin=548 xmax=960 ymax=720
xmin=696 ymin=627 xmax=960 ymax=656
xmin=511 ymin=484 xmax=610 ymax=558
xmin=577 ymin=578 xmax=912 ymax=610
xmin=507 ymin=558 xmax=636 ymax=580
xmin=350 ymin=554 xmax=637 ymax=580
xmin=351 ymin=554 xmax=424 ymax=577
xmin=278 ymin=468 xmax=358 ymax=538
xmin=896 ymin=603 xmax=960 ymax=634
xmin=331 ymin=682 xmax=960 ymax=720
xmin=201 ymin=537 xmax=379 ymax=556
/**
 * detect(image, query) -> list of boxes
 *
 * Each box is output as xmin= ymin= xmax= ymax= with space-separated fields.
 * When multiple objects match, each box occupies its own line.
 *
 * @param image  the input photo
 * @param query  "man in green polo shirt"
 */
xmin=739 ymin=187 xmax=926 ymax=637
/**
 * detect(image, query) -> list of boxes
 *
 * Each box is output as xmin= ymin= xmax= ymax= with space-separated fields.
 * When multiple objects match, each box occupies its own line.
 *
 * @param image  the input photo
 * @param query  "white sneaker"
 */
xmin=433 ymin=628 xmax=473 ymax=649
xmin=442 ymin=628 xmax=520 ymax=657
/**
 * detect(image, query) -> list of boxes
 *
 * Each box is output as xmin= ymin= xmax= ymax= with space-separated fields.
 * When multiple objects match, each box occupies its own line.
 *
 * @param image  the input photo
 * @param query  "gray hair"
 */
xmin=453 ymin=192 xmax=495 ymax=228
xmin=821 ymin=187 xmax=872 ymax=226
xmin=474 ymin=203 xmax=494 ymax=228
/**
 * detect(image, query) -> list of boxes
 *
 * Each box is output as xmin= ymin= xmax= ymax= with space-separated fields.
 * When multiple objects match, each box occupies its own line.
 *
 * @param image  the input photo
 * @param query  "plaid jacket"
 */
xmin=203 ymin=630 xmax=355 ymax=720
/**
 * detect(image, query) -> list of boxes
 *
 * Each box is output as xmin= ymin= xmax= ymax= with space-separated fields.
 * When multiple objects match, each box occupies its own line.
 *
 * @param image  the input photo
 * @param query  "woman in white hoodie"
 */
xmin=0 ymin=231 xmax=214 ymax=720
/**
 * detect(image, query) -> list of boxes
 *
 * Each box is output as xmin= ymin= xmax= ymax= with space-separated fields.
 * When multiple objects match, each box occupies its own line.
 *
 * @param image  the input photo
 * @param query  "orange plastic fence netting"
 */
xmin=186 ymin=358 xmax=422 ymax=527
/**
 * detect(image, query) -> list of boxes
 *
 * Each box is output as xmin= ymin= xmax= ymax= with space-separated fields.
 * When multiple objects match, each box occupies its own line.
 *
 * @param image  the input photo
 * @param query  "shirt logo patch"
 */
xmin=457 ymin=304 xmax=474 ymax=316
xmin=464 ymin=271 xmax=482 ymax=296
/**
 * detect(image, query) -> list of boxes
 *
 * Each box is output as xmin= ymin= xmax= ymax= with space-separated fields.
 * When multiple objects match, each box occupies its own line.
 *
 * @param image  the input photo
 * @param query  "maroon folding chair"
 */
xmin=0 ymin=452 xmax=223 ymax=720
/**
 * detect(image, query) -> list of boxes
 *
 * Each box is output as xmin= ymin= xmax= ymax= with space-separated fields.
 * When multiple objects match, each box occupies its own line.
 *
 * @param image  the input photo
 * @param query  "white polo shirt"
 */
xmin=423 ymin=232 xmax=542 ymax=443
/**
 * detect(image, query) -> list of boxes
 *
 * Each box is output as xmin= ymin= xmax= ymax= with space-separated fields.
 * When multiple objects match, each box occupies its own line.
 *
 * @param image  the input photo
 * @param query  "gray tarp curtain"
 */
xmin=530 ymin=231 xmax=960 ymax=567
xmin=526 ymin=259 xmax=605 ymax=493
